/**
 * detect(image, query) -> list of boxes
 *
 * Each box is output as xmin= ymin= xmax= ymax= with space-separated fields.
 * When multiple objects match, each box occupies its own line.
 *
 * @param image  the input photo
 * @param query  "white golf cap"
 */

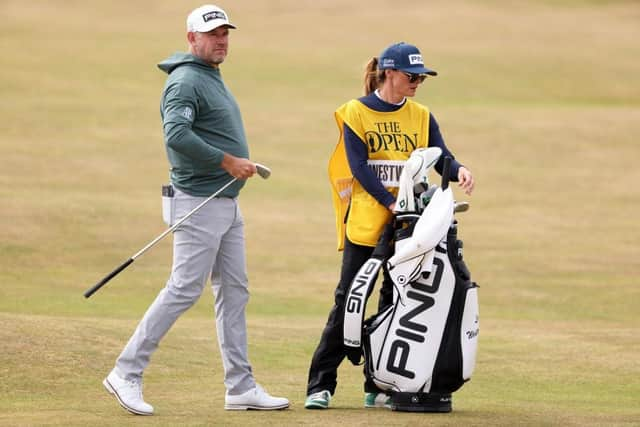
xmin=187 ymin=5 xmax=236 ymax=33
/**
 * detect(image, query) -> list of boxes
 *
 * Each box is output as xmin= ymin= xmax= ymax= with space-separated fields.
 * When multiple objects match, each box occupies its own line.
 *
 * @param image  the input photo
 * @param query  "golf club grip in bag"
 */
xmin=441 ymin=155 xmax=451 ymax=190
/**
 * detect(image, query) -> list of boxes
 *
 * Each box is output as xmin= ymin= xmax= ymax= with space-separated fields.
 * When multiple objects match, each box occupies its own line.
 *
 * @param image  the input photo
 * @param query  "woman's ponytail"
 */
xmin=363 ymin=57 xmax=383 ymax=96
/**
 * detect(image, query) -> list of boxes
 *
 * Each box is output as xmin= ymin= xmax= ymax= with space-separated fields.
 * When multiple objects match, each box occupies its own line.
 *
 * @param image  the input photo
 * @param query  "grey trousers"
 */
xmin=114 ymin=189 xmax=255 ymax=395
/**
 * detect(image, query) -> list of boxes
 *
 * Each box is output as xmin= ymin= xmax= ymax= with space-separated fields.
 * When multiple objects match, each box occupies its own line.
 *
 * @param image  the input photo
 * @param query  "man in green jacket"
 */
xmin=102 ymin=4 xmax=289 ymax=415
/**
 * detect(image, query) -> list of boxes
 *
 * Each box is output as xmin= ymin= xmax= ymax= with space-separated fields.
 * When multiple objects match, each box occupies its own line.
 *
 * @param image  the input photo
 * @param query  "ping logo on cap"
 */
xmin=409 ymin=54 xmax=424 ymax=65
xmin=202 ymin=11 xmax=226 ymax=22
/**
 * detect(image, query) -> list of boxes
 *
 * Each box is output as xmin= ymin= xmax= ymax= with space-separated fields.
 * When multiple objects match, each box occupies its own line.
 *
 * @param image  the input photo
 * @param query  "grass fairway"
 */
xmin=1 ymin=0 xmax=639 ymax=425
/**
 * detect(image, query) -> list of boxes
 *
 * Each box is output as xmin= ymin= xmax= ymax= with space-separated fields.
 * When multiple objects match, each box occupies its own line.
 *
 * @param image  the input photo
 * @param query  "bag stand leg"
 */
xmin=391 ymin=392 xmax=452 ymax=413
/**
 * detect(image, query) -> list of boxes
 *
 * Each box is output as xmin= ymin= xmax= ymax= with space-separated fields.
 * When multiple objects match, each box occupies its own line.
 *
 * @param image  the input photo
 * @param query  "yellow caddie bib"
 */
xmin=328 ymin=98 xmax=430 ymax=250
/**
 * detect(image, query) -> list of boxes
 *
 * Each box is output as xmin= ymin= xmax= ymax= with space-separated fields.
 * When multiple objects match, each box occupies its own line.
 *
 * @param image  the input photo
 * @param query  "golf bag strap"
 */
xmin=343 ymin=223 xmax=395 ymax=365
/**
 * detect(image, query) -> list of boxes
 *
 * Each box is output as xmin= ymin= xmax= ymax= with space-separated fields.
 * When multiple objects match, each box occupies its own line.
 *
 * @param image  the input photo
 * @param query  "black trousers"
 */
xmin=306 ymin=237 xmax=393 ymax=396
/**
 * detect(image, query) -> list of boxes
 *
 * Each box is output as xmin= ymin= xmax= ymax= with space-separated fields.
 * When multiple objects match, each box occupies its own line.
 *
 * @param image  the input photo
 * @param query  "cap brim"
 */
xmin=403 ymin=66 xmax=437 ymax=76
xmin=193 ymin=22 xmax=237 ymax=32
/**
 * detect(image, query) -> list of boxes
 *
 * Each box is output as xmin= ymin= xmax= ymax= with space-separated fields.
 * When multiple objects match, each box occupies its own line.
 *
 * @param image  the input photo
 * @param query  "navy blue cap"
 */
xmin=378 ymin=42 xmax=437 ymax=76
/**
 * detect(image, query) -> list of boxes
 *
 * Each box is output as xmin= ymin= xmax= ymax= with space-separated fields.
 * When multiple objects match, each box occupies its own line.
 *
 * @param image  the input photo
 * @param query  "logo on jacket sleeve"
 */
xmin=182 ymin=107 xmax=193 ymax=120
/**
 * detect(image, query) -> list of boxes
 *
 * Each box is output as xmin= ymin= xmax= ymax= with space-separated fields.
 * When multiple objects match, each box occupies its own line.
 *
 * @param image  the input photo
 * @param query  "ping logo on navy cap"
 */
xmin=408 ymin=54 xmax=424 ymax=65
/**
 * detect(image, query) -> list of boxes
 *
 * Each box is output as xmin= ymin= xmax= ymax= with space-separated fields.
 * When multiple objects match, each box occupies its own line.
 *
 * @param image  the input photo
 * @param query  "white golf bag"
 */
xmin=343 ymin=148 xmax=480 ymax=412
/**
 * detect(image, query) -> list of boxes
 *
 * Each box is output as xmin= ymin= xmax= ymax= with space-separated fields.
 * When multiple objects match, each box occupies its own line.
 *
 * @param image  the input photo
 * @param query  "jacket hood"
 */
xmin=157 ymin=52 xmax=212 ymax=74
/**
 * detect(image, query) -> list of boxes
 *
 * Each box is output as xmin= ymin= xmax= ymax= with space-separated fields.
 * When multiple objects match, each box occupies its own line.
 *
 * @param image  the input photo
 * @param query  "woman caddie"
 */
xmin=304 ymin=41 xmax=474 ymax=410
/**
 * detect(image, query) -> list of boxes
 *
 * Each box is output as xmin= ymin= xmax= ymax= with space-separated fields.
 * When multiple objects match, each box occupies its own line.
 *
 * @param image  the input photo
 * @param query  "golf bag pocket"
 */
xmin=460 ymin=284 xmax=479 ymax=380
xmin=162 ymin=184 xmax=175 ymax=226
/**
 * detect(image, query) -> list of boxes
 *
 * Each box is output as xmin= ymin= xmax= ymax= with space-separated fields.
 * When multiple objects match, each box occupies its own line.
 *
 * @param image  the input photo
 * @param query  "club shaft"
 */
xmin=131 ymin=177 xmax=237 ymax=260
xmin=441 ymin=156 xmax=451 ymax=190
xmin=83 ymin=177 xmax=237 ymax=298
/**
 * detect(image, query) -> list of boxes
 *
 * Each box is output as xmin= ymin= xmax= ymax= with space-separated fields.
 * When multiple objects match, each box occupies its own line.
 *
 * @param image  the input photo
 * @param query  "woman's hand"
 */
xmin=458 ymin=167 xmax=475 ymax=195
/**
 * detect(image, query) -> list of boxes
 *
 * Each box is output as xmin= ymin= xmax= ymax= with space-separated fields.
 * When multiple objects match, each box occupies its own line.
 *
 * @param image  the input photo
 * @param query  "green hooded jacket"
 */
xmin=158 ymin=52 xmax=248 ymax=197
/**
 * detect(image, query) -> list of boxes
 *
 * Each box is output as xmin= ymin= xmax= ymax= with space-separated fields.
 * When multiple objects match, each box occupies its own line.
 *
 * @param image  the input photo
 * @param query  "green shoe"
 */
xmin=364 ymin=392 xmax=391 ymax=408
xmin=305 ymin=390 xmax=331 ymax=409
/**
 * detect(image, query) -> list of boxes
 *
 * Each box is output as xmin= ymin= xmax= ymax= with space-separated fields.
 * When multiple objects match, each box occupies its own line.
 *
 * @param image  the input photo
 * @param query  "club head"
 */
xmin=454 ymin=201 xmax=470 ymax=213
xmin=255 ymin=163 xmax=271 ymax=179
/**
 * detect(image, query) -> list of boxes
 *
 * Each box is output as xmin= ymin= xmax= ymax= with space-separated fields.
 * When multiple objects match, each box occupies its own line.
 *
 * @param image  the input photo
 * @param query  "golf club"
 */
xmin=454 ymin=201 xmax=470 ymax=213
xmin=83 ymin=162 xmax=271 ymax=298
xmin=255 ymin=163 xmax=271 ymax=179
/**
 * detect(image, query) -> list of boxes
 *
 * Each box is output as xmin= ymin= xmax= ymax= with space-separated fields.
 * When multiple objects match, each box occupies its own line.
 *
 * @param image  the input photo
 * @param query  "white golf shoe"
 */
xmin=224 ymin=384 xmax=289 ymax=410
xmin=103 ymin=370 xmax=154 ymax=416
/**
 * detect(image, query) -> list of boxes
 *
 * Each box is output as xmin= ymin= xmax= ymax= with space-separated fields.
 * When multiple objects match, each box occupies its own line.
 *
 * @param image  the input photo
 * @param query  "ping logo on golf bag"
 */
xmin=344 ymin=258 xmax=383 ymax=347
xmin=387 ymin=258 xmax=444 ymax=379
xmin=346 ymin=259 xmax=380 ymax=314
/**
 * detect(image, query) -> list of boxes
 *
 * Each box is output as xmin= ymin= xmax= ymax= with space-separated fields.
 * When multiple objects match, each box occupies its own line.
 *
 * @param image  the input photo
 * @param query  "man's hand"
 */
xmin=221 ymin=153 xmax=257 ymax=179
